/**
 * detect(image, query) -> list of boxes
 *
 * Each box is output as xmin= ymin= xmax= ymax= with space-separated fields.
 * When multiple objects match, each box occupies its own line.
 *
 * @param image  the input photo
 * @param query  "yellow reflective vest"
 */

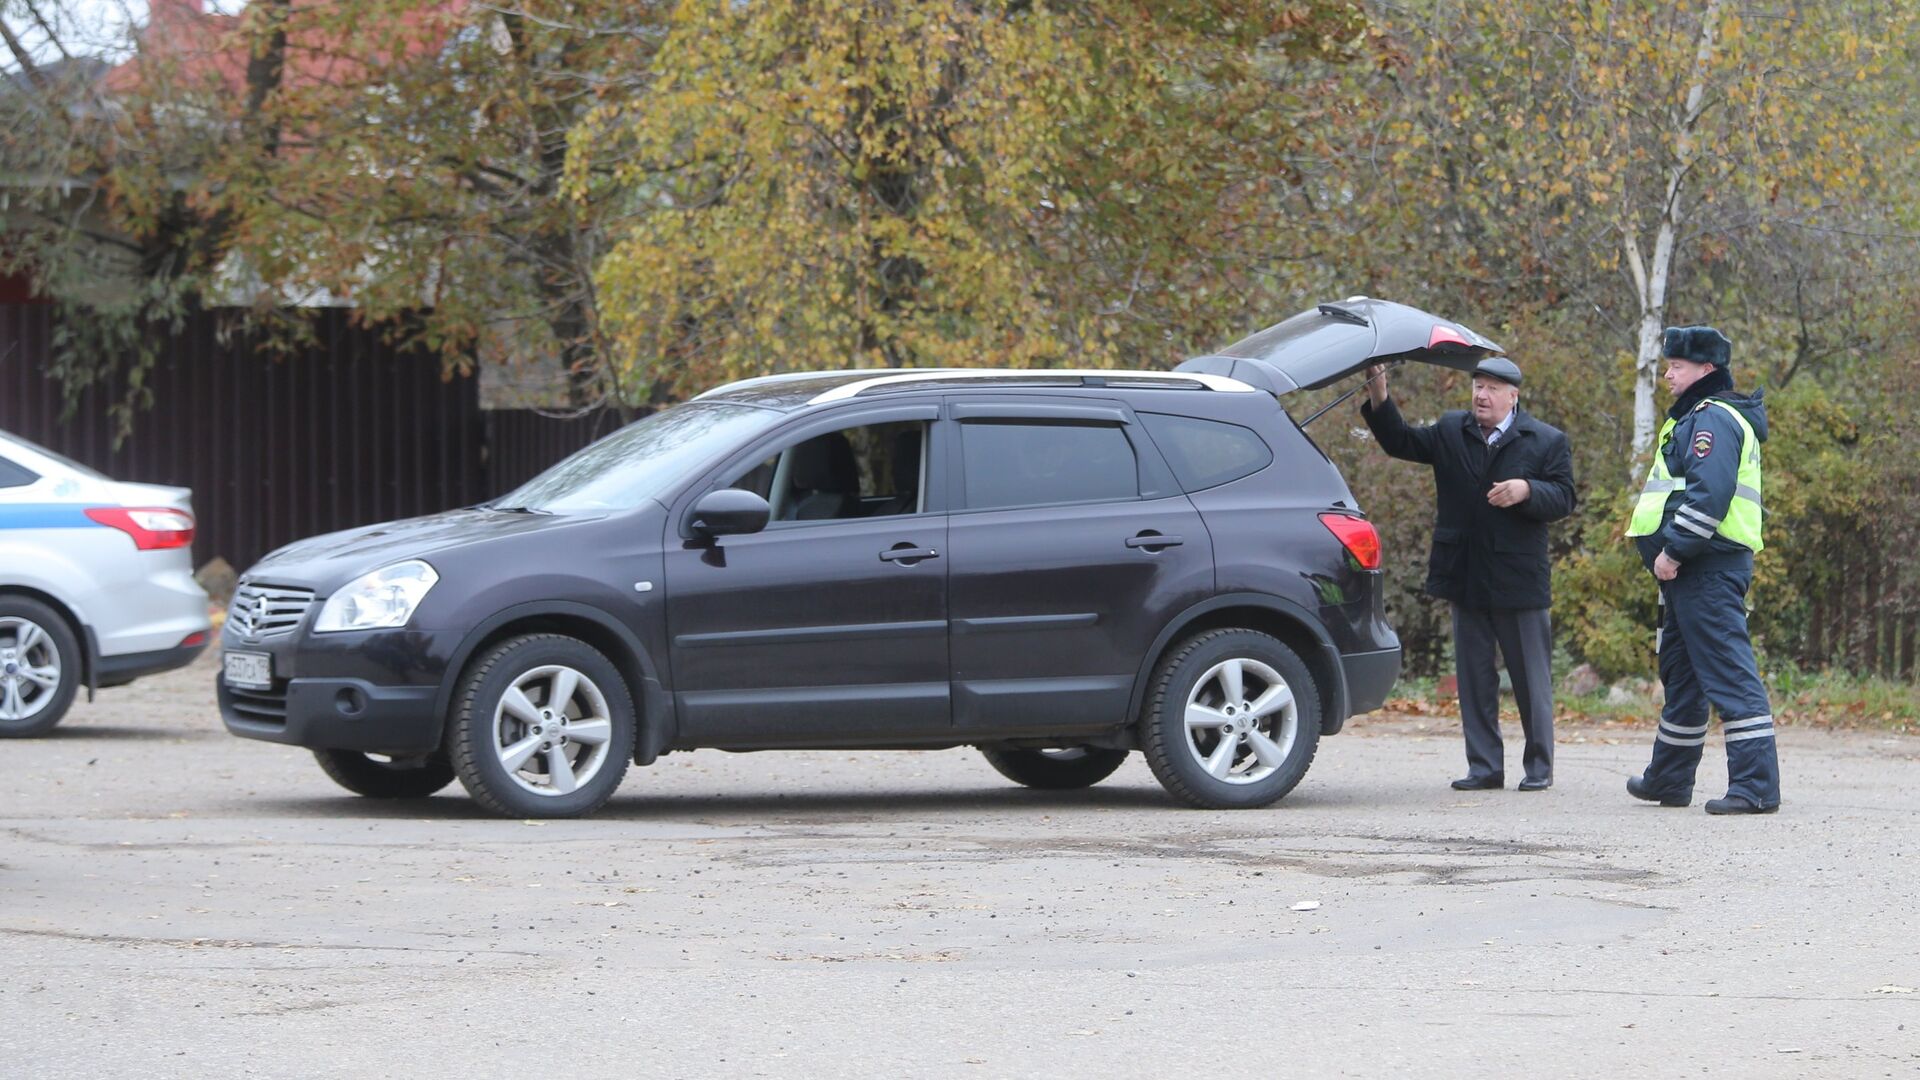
xmin=1626 ymin=399 xmax=1763 ymax=552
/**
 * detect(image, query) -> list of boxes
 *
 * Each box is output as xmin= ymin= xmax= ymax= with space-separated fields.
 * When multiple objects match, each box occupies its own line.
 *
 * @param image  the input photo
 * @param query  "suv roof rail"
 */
xmin=691 ymin=369 xmax=903 ymax=402
xmin=806 ymin=368 xmax=1258 ymax=404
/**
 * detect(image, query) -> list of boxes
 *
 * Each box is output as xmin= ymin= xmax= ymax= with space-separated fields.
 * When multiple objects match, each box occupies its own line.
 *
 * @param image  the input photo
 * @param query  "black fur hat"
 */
xmin=1661 ymin=325 xmax=1731 ymax=369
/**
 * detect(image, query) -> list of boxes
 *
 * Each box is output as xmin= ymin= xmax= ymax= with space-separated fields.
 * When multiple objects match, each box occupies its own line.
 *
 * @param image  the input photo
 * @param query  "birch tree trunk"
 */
xmin=1627 ymin=0 xmax=1724 ymax=471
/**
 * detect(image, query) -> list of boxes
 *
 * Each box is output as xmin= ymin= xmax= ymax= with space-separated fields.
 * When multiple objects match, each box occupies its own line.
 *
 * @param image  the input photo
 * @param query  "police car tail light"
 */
xmin=1318 ymin=512 xmax=1382 ymax=570
xmin=1427 ymin=325 xmax=1472 ymax=350
xmin=84 ymin=507 xmax=196 ymax=550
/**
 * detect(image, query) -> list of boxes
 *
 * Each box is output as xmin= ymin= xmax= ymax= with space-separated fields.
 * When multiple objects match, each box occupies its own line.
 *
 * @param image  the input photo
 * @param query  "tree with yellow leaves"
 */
xmin=572 ymin=0 xmax=1371 ymax=398
xmin=1366 ymin=0 xmax=1914 ymax=467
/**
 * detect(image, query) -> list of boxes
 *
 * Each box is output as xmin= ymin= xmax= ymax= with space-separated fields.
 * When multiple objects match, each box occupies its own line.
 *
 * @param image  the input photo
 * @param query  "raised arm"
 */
xmin=1358 ymin=366 xmax=1440 ymax=465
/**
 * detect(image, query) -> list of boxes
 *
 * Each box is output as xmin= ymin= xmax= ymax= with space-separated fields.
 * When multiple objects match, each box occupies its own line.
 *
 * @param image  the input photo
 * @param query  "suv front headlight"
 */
xmin=314 ymin=560 xmax=440 ymax=633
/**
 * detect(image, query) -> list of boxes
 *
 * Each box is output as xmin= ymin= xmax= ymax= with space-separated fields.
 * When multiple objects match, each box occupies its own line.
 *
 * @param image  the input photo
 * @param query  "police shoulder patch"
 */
xmin=1692 ymin=430 xmax=1714 ymax=458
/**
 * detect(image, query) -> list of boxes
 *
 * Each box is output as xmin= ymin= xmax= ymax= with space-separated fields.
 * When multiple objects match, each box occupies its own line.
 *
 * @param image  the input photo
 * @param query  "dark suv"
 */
xmin=219 ymin=298 xmax=1501 ymax=818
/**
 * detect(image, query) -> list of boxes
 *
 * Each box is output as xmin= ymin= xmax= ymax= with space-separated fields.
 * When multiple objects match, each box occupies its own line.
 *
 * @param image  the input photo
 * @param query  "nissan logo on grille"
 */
xmin=227 ymin=583 xmax=316 ymax=640
xmin=230 ymin=592 xmax=263 ymax=637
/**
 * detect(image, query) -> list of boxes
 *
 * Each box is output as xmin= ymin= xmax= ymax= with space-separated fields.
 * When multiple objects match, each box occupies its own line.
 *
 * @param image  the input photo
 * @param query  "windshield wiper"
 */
xmin=488 ymin=504 xmax=552 ymax=515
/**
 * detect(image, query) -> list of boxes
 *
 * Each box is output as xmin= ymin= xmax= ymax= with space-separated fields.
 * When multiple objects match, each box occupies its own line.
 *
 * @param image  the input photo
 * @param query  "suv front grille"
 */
xmin=228 ymin=583 xmax=315 ymax=639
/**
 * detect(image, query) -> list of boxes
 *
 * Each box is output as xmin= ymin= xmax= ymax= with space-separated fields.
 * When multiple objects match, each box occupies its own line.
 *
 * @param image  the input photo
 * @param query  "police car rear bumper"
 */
xmin=95 ymin=639 xmax=209 ymax=688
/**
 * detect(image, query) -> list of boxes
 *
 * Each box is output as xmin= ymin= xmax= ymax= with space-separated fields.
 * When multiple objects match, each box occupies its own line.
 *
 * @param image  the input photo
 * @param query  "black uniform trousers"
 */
xmin=1451 ymin=604 xmax=1554 ymax=784
xmin=1640 ymin=568 xmax=1781 ymax=807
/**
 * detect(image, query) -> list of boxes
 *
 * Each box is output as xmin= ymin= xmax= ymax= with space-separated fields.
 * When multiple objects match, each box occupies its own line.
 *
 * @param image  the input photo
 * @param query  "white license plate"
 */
xmin=223 ymin=651 xmax=273 ymax=689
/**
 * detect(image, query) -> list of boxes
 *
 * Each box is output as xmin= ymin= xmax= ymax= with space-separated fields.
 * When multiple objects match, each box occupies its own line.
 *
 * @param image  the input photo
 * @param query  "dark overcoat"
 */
xmin=1360 ymin=397 xmax=1576 ymax=610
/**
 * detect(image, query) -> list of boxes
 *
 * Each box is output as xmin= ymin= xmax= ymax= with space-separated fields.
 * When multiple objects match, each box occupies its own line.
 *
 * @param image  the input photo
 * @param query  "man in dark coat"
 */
xmin=1361 ymin=357 xmax=1577 ymax=791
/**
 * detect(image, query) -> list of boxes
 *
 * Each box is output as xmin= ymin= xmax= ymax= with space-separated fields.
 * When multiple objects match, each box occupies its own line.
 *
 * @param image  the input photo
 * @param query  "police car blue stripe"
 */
xmin=0 ymin=504 xmax=101 ymax=529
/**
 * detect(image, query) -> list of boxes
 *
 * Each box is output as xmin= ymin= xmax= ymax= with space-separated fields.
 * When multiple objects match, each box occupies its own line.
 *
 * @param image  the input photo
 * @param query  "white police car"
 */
xmin=0 ymin=429 xmax=211 ymax=736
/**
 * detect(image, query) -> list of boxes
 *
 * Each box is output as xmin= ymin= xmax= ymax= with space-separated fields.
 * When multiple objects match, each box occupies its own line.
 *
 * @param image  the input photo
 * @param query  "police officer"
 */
xmin=1624 ymin=325 xmax=1781 ymax=814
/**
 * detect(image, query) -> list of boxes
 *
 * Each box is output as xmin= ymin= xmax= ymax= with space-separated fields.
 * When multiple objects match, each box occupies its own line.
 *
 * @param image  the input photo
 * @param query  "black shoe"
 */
xmin=1704 ymin=795 xmax=1779 ymax=815
xmin=1626 ymin=776 xmax=1689 ymax=807
xmin=1451 ymin=774 xmax=1504 ymax=791
xmin=1517 ymin=776 xmax=1552 ymax=792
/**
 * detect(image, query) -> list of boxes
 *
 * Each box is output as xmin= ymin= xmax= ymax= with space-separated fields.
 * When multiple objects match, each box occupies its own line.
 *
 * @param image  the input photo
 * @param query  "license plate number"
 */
xmin=224 ymin=651 xmax=273 ymax=689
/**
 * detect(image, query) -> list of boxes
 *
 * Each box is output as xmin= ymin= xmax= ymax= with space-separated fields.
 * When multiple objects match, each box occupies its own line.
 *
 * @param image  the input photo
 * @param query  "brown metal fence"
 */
xmin=1804 ymin=542 xmax=1920 ymax=680
xmin=0 ymin=304 xmax=618 ymax=571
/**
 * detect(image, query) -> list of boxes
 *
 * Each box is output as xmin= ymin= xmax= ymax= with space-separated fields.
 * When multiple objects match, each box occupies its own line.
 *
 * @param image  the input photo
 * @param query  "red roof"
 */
xmin=104 ymin=0 xmax=454 ymax=104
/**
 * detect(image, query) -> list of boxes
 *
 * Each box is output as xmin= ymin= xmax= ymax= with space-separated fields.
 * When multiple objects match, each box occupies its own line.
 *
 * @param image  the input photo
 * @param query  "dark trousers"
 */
xmin=1451 ymin=604 xmax=1554 ymax=782
xmin=1641 ymin=569 xmax=1781 ymax=807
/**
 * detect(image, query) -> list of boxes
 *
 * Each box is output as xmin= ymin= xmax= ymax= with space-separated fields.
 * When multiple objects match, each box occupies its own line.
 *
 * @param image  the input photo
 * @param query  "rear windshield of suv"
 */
xmin=492 ymin=402 xmax=782 ymax=513
xmin=1139 ymin=413 xmax=1273 ymax=491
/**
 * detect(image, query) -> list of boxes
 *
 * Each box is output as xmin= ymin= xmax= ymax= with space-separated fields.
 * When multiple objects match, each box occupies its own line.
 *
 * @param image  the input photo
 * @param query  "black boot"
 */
xmin=1704 ymin=795 xmax=1778 ymax=815
xmin=1627 ymin=776 xmax=1689 ymax=807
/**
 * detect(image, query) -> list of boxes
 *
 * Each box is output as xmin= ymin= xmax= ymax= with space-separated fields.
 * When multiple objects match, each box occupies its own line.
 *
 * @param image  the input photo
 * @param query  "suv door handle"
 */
xmin=879 ymin=545 xmax=940 ymax=563
xmin=1126 ymin=533 xmax=1184 ymax=550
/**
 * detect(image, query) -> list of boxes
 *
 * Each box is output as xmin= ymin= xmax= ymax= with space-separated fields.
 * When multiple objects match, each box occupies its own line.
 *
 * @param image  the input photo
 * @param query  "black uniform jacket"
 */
xmin=1361 ymin=396 xmax=1577 ymax=610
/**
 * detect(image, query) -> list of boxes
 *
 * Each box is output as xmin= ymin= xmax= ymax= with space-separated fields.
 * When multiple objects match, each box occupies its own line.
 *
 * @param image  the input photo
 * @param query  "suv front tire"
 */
xmin=448 ymin=634 xmax=635 ymax=818
xmin=313 ymin=748 xmax=457 ymax=799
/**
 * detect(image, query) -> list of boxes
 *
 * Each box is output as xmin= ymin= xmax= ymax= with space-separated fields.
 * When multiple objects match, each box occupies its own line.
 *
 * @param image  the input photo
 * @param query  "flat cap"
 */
xmin=1473 ymin=357 xmax=1523 ymax=387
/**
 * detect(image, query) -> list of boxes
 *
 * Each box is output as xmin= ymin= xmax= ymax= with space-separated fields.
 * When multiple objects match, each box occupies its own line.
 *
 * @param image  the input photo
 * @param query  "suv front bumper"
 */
xmin=218 ymin=627 xmax=455 ymax=755
xmin=221 ymin=678 xmax=444 ymax=753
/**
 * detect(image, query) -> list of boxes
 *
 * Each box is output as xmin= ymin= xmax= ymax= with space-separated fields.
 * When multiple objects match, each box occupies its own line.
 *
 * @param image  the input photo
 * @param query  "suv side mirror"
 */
xmin=690 ymin=489 xmax=771 ymax=537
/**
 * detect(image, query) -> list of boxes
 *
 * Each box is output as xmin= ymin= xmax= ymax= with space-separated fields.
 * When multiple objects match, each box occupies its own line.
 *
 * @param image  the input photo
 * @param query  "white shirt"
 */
xmin=1482 ymin=407 xmax=1516 ymax=447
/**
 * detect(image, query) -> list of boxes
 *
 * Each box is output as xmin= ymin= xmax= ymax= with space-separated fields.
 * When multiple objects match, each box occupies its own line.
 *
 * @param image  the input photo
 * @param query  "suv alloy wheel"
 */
xmin=448 ymin=635 xmax=636 ymax=818
xmin=1139 ymin=628 xmax=1322 ymax=809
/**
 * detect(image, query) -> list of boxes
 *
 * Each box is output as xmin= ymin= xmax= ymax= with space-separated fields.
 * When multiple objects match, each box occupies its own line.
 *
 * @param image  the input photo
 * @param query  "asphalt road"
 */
xmin=4 ymin=652 xmax=1918 ymax=1079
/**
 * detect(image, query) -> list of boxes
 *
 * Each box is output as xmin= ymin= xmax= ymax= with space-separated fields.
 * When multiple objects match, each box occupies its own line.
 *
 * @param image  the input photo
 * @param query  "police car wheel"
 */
xmin=1140 ymin=628 xmax=1321 ymax=810
xmin=0 ymin=597 xmax=81 ymax=738
xmin=979 ymin=745 xmax=1128 ymax=789
xmin=313 ymin=748 xmax=457 ymax=799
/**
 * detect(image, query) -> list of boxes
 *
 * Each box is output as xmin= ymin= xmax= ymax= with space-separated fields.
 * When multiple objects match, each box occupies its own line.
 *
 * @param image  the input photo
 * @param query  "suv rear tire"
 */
xmin=1140 ymin=628 xmax=1321 ymax=809
xmin=448 ymin=634 xmax=635 ymax=818
xmin=0 ymin=596 xmax=81 ymax=738
xmin=979 ymin=745 xmax=1128 ymax=789
xmin=314 ymin=748 xmax=457 ymax=799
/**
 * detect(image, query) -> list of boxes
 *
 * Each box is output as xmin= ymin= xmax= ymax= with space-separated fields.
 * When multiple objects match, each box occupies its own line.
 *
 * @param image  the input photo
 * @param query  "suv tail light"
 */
xmin=1318 ymin=512 xmax=1381 ymax=570
xmin=85 ymin=506 xmax=196 ymax=550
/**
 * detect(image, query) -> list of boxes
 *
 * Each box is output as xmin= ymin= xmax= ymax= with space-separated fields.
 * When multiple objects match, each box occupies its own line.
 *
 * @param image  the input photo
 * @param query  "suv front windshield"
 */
xmin=492 ymin=402 xmax=781 ymax=514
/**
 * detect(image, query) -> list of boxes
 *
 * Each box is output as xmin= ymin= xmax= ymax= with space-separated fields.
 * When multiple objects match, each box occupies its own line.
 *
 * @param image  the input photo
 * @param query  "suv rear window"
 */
xmin=960 ymin=421 xmax=1138 ymax=510
xmin=1139 ymin=413 xmax=1273 ymax=491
